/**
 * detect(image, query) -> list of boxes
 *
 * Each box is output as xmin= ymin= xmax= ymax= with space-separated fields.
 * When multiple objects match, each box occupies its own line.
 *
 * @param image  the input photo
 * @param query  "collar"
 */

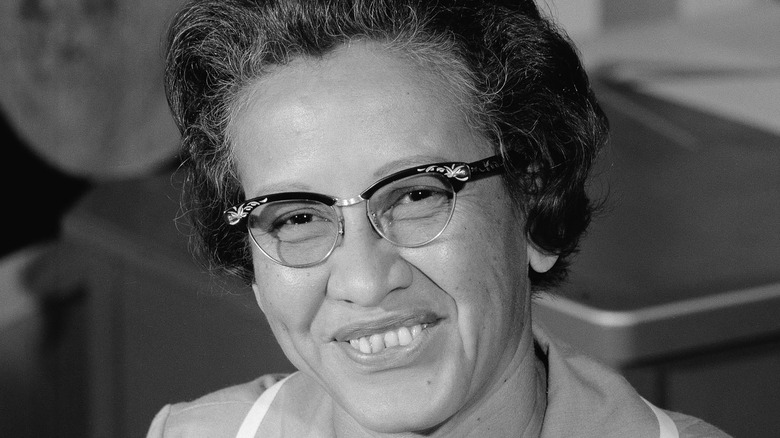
xmin=534 ymin=322 xmax=660 ymax=438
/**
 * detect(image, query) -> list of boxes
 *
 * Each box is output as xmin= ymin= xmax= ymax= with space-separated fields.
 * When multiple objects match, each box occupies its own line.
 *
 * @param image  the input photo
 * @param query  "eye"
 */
xmin=270 ymin=207 xmax=335 ymax=244
xmin=386 ymin=186 xmax=450 ymax=208
xmin=273 ymin=211 xmax=328 ymax=228
xmin=369 ymin=174 xmax=454 ymax=218
xmin=397 ymin=188 xmax=438 ymax=204
xmin=374 ymin=186 xmax=451 ymax=225
xmin=248 ymin=201 xmax=335 ymax=237
xmin=367 ymin=174 xmax=456 ymax=246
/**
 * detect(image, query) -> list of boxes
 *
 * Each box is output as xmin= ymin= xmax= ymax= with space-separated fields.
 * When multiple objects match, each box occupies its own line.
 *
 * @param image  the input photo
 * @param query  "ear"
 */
xmin=527 ymin=245 xmax=558 ymax=274
xmin=251 ymin=282 xmax=267 ymax=314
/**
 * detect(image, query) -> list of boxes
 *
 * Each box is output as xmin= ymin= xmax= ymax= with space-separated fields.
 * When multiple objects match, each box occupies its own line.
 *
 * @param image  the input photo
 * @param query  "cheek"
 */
xmin=252 ymin=255 xmax=326 ymax=336
xmin=446 ymin=196 xmax=527 ymax=290
xmin=427 ymin=194 xmax=529 ymax=339
xmin=252 ymin=258 xmax=331 ymax=371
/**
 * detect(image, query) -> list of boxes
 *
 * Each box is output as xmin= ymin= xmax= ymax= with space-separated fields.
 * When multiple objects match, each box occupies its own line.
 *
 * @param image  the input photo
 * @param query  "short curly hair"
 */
xmin=164 ymin=0 xmax=608 ymax=290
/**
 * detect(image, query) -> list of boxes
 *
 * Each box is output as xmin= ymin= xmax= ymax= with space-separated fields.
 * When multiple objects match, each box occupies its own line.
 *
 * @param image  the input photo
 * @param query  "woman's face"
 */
xmin=231 ymin=42 xmax=544 ymax=433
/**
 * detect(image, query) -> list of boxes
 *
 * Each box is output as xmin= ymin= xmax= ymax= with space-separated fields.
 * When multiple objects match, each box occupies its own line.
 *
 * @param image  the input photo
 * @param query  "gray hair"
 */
xmin=165 ymin=0 xmax=608 ymax=289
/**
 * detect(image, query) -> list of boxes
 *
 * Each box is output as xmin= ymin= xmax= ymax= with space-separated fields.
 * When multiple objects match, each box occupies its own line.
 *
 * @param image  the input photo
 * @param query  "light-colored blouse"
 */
xmin=147 ymin=324 xmax=731 ymax=438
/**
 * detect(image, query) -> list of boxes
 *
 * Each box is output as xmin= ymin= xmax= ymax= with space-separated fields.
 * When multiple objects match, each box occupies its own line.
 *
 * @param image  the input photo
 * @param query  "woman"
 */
xmin=149 ymin=0 xmax=730 ymax=436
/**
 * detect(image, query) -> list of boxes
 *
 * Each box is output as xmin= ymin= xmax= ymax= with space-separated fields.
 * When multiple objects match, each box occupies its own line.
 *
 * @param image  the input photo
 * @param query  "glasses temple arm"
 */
xmin=468 ymin=155 xmax=506 ymax=181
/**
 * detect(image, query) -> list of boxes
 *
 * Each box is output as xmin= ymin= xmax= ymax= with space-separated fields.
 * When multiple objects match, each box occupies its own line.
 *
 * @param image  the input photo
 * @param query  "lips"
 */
xmin=331 ymin=311 xmax=441 ymax=354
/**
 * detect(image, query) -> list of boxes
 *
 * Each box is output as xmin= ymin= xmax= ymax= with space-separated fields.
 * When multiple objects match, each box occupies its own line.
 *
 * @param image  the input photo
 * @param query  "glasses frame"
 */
xmin=224 ymin=155 xmax=506 ymax=267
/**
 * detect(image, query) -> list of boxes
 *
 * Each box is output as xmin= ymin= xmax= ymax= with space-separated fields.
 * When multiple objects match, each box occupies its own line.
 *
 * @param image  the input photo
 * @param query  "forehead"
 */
xmin=228 ymin=41 xmax=488 ymax=196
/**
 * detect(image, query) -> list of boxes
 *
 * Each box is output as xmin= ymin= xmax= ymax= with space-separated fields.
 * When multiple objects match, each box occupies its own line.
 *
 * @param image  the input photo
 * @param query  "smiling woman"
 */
xmin=148 ymin=1 xmax=730 ymax=437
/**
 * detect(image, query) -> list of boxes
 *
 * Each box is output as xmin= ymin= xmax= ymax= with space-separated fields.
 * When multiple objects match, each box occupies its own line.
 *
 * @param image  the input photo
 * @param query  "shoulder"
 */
xmin=666 ymin=410 xmax=733 ymax=438
xmin=534 ymin=324 xmax=732 ymax=438
xmin=146 ymin=373 xmax=290 ymax=438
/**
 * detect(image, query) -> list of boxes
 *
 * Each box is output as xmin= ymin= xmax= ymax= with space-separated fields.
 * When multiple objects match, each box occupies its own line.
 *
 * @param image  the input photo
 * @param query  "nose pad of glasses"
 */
xmin=333 ymin=207 xmax=386 ymax=250
xmin=366 ymin=209 xmax=390 ymax=241
xmin=331 ymin=215 xmax=346 ymax=251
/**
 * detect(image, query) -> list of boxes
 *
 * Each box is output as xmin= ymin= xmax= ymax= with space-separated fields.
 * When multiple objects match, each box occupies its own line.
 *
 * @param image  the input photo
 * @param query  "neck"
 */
xmin=331 ymin=321 xmax=547 ymax=438
xmin=446 ymin=321 xmax=547 ymax=437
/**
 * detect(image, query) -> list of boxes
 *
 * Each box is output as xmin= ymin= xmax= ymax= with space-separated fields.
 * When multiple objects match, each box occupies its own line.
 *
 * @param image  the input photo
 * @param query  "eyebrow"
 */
xmin=247 ymin=154 xmax=454 ymax=198
xmin=246 ymin=181 xmax=311 ymax=198
xmin=371 ymin=154 xmax=450 ymax=177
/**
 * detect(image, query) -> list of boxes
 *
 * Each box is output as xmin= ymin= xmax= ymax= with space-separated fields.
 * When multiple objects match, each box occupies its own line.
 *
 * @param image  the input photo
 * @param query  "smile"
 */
xmin=347 ymin=323 xmax=430 ymax=354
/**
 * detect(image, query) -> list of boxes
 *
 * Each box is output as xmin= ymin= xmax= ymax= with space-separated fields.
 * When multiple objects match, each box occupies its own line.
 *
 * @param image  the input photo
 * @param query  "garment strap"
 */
xmin=641 ymin=397 xmax=679 ymax=438
xmin=235 ymin=375 xmax=293 ymax=438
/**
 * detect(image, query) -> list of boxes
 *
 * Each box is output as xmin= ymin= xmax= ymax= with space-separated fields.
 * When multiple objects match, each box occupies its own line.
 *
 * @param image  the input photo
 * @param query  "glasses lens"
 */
xmin=369 ymin=174 xmax=456 ymax=246
xmin=247 ymin=199 xmax=339 ymax=267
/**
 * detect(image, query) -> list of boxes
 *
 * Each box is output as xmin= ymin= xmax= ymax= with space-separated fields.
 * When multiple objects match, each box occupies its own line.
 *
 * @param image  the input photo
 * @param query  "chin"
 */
xmin=352 ymin=409 xmax=449 ymax=435
xmin=338 ymin=385 xmax=465 ymax=435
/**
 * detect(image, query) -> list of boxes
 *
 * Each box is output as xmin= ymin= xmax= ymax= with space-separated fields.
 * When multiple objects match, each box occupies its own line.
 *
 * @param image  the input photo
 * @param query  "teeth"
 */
xmin=346 ymin=323 xmax=429 ymax=354
xmin=369 ymin=334 xmax=384 ymax=353
xmin=384 ymin=330 xmax=399 ymax=348
xmin=359 ymin=337 xmax=371 ymax=354
xmin=397 ymin=326 xmax=412 ymax=346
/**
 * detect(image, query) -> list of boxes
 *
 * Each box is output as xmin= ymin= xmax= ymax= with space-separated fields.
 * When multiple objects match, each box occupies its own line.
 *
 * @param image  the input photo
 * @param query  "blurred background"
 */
xmin=1 ymin=0 xmax=778 ymax=437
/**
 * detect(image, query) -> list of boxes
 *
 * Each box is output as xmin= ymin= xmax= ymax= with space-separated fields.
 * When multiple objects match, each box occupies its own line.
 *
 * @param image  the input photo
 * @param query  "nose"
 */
xmin=325 ymin=208 xmax=413 ymax=307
